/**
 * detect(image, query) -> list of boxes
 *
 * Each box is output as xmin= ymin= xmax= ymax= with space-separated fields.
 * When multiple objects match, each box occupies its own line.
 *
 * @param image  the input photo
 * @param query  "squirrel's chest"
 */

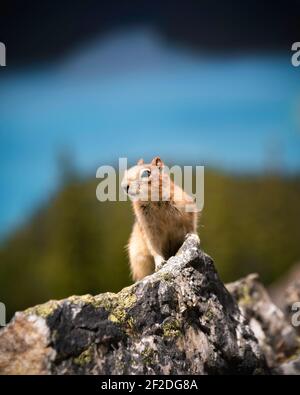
xmin=139 ymin=205 xmax=187 ymax=258
xmin=142 ymin=204 xmax=181 ymax=230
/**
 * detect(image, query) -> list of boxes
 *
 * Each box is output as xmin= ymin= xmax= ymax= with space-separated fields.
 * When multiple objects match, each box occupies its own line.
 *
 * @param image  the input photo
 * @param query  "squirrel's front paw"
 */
xmin=154 ymin=255 xmax=166 ymax=272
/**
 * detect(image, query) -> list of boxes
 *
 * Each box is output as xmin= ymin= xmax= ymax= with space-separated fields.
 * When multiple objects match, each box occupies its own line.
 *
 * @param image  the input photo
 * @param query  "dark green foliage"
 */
xmin=0 ymin=170 xmax=299 ymax=319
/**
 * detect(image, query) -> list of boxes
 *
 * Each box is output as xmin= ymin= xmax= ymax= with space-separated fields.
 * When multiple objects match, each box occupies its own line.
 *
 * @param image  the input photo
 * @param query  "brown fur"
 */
xmin=122 ymin=157 xmax=198 ymax=281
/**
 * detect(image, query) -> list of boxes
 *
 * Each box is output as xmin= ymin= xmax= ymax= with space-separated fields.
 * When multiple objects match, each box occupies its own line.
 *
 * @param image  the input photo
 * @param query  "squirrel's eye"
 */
xmin=140 ymin=169 xmax=151 ymax=179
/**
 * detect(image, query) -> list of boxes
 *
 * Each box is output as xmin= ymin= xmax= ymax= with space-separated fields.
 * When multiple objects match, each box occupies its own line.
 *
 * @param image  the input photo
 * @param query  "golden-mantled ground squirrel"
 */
xmin=122 ymin=157 xmax=198 ymax=281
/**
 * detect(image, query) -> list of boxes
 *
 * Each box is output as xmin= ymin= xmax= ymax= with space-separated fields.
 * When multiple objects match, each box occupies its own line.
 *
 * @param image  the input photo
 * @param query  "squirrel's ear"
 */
xmin=151 ymin=156 xmax=164 ymax=168
xmin=137 ymin=158 xmax=144 ymax=165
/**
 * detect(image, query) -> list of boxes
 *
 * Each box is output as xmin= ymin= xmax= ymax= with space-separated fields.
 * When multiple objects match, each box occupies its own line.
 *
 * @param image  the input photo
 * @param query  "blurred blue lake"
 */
xmin=0 ymin=28 xmax=300 ymax=238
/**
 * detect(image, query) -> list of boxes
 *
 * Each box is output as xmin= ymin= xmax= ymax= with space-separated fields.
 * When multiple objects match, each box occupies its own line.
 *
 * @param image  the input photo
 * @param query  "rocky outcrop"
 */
xmin=227 ymin=274 xmax=299 ymax=367
xmin=283 ymin=281 xmax=300 ymax=336
xmin=0 ymin=234 xmax=299 ymax=375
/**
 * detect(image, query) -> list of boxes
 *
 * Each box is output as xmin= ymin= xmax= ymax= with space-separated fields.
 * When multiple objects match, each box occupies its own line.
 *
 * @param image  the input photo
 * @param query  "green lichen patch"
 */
xmin=94 ymin=292 xmax=118 ymax=310
xmin=73 ymin=346 xmax=93 ymax=366
xmin=67 ymin=292 xmax=117 ymax=309
xmin=66 ymin=290 xmax=137 ymax=333
xmin=203 ymin=300 xmax=215 ymax=322
xmin=159 ymin=271 xmax=173 ymax=282
xmin=141 ymin=346 xmax=157 ymax=366
xmin=24 ymin=299 xmax=60 ymax=318
xmin=162 ymin=319 xmax=181 ymax=338
xmin=108 ymin=290 xmax=137 ymax=331
xmin=109 ymin=310 xmax=126 ymax=323
xmin=203 ymin=308 xmax=214 ymax=322
xmin=67 ymin=289 xmax=137 ymax=315
xmin=237 ymin=284 xmax=252 ymax=306
xmin=68 ymin=294 xmax=95 ymax=305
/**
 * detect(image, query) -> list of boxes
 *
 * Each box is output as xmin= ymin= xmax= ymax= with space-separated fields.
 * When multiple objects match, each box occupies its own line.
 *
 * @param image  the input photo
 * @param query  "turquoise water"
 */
xmin=0 ymin=29 xmax=300 ymax=237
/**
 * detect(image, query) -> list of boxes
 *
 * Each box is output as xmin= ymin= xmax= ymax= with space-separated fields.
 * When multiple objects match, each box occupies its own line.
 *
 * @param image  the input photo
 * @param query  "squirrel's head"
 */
xmin=121 ymin=156 xmax=165 ymax=201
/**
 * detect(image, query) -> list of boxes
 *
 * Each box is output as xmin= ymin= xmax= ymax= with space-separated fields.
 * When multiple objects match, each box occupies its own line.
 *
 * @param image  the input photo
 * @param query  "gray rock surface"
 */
xmin=227 ymin=274 xmax=299 ymax=368
xmin=0 ymin=234 xmax=298 ymax=375
xmin=283 ymin=280 xmax=300 ymax=336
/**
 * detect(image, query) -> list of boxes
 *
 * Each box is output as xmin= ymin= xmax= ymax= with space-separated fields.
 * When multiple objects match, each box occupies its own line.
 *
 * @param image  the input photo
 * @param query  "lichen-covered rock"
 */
xmin=227 ymin=274 xmax=300 ymax=368
xmin=0 ymin=234 xmax=279 ymax=375
xmin=283 ymin=281 xmax=300 ymax=336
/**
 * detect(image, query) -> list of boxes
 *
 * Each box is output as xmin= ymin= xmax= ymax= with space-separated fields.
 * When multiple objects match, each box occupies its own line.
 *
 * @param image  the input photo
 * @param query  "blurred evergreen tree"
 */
xmin=0 ymin=168 xmax=299 ymax=320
